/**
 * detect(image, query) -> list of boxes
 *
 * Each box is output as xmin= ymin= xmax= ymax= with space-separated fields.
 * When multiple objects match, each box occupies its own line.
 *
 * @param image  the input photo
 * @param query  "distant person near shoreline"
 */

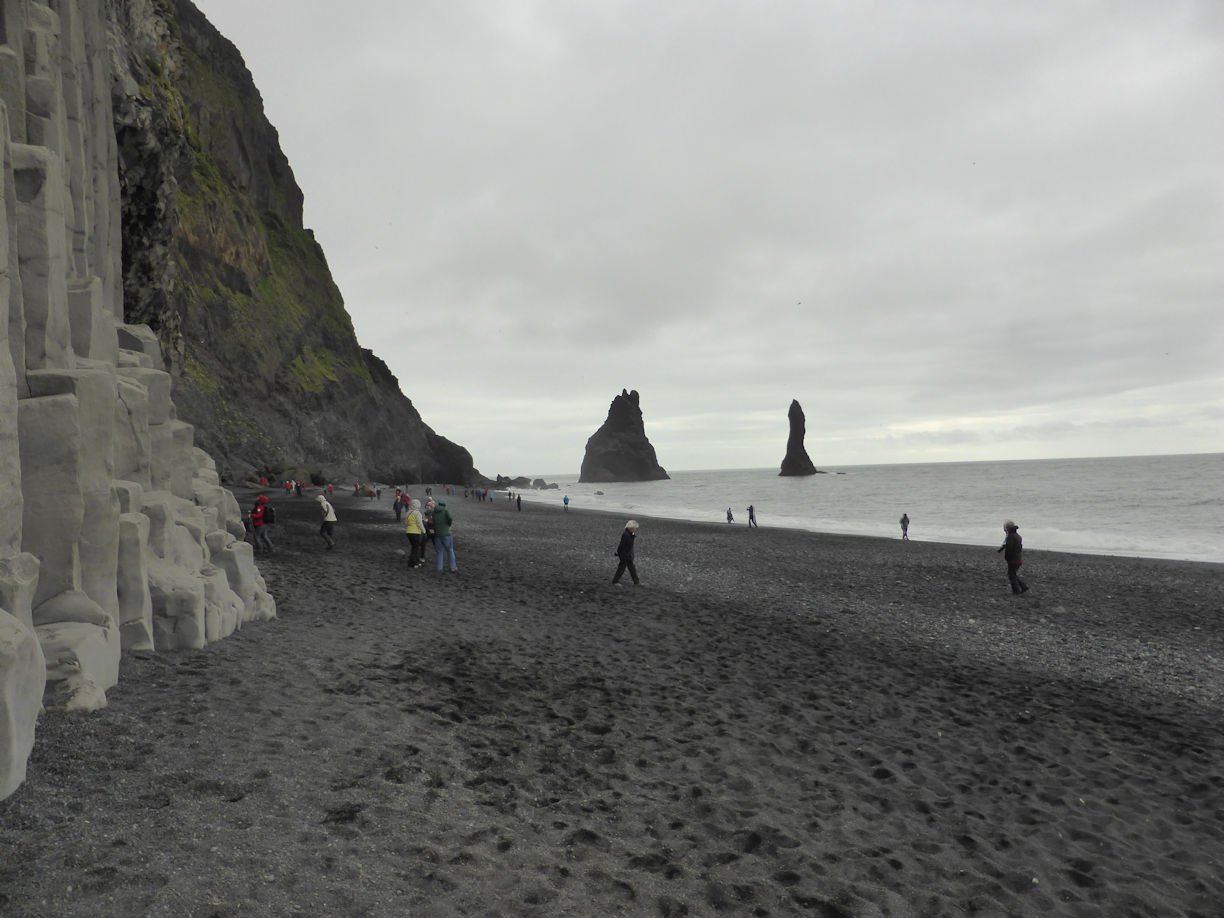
xmin=900 ymin=513 xmax=910 ymax=540
xmin=997 ymin=520 xmax=1029 ymax=595
xmin=746 ymin=505 xmax=757 ymax=528
xmin=727 ymin=507 xmax=734 ymax=523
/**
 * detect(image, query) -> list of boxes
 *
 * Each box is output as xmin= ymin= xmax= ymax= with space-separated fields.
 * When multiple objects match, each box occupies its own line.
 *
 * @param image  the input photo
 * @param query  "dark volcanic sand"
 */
xmin=1 ymin=489 xmax=1221 ymax=917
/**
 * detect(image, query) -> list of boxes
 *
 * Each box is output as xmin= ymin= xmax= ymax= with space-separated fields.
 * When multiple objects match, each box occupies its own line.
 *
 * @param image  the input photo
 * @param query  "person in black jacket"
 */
xmin=997 ymin=520 xmax=1029 ymax=595
xmin=612 ymin=520 xmax=641 ymax=585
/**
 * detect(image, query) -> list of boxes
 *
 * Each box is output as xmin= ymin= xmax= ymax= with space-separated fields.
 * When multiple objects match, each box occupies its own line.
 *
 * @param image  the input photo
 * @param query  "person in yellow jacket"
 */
xmin=404 ymin=498 xmax=426 ymax=567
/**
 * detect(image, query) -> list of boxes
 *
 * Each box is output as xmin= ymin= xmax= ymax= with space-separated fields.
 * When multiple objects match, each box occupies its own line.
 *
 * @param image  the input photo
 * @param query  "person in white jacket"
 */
xmin=316 ymin=494 xmax=338 ymax=550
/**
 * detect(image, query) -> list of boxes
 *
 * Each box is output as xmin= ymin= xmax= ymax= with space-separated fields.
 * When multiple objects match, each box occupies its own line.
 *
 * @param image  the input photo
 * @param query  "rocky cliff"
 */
xmin=0 ymin=0 xmax=476 ymax=801
xmin=579 ymin=389 xmax=669 ymax=483
xmin=112 ymin=0 xmax=477 ymax=486
xmin=779 ymin=399 xmax=818 ymax=476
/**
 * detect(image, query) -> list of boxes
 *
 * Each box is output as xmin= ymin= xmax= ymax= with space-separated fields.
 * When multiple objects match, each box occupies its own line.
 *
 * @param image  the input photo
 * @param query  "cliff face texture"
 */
xmin=779 ymin=399 xmax=818 ymax=476
xmin=579 ymin=389 xmax=669 ymax=483
xmin=114 ymin=0 xmax=476 ymax=486
xmin=0 ymin=0 xmax=470 ymax=800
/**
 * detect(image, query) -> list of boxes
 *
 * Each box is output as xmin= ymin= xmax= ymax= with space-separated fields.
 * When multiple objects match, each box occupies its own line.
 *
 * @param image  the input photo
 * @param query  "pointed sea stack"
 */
xmin=579 ymin=390 xmax=670 ymax=482
xmin=779 ymin=399 xmax=819 ymax=476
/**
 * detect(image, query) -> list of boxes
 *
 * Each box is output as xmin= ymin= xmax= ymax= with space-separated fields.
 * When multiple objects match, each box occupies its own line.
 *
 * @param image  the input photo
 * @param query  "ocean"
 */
xmin=519 ymin=453 xmax=1224 ymax=564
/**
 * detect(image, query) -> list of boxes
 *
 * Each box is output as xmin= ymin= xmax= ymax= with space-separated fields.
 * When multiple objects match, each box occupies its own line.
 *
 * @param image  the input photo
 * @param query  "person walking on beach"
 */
xmin=433 ymin=499 xmax=457 ymax=572
xmin=612 ymin=520 xmax=641 ymax=586
xmin=250 ymin=495 xmax=274 ymax=554
xmin=563 ymin=495 xmax=570 ymax=512
xmin=404 ymin=498 xmax=425 ymax=567
xmin=726 ymin=507 xmax=734 ymax=523
xmin=900 ymin=513 xmax=910 ymax=540
xmin=317 ymin=494 xmax=338 ymax=550
xmin=997 ymin=520 xmax=1029 ymax=595
xmin=746 ymin=505 xmax=757 ymax=528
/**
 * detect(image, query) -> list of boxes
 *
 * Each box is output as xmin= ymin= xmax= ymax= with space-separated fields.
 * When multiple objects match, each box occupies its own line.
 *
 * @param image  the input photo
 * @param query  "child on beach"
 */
xmin=612 ymin=520 xmax=641 ymax=585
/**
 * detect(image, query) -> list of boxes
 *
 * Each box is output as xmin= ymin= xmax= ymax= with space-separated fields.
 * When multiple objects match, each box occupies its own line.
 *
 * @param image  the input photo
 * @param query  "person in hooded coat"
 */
xmin=404 ymin=498 xmax=426 ymax=567
xmin=997 ymin=520 xmax=1029 ymax=595
xmin=250 ymin=495 xmax=274 ymax=554
xmin=317 ymin=494 xmax=338 ymax=549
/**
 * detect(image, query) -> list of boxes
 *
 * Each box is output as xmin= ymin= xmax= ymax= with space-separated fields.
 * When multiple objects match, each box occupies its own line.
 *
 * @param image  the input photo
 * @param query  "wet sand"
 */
xmin=1 ymin=489 xmax=1221 ymax=917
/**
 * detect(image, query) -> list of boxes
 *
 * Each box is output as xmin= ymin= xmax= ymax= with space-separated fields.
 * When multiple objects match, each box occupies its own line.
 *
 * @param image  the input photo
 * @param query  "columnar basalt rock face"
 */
xmin=579 ymin=389 xmax=670 ymax=483
xmin=779 ymin=399 xmax=819 ymax=477
xmin=0 ymin=1 xmax=275 ymax=800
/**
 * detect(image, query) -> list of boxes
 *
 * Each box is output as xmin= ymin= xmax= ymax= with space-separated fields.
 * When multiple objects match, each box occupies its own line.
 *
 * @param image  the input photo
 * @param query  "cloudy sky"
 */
xmin=194 ymin=0 xmax=1223 ymax=476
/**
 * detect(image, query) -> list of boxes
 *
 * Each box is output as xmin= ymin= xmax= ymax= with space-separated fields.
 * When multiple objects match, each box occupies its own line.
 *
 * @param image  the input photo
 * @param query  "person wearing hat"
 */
xmin=433 ymin=498 xmax=457 ymax=572
xmin=612 ymin=520 xmax=641 ymax=585
xmin=996 ymin=520 xmax=1029 ymax=594
xmin=317 ymin=493 xmax=338 ymax=550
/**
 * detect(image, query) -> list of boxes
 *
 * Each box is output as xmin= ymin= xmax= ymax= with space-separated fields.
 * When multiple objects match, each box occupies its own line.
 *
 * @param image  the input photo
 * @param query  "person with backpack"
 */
xmin=250 ymin=495 xmax=274 ymax=554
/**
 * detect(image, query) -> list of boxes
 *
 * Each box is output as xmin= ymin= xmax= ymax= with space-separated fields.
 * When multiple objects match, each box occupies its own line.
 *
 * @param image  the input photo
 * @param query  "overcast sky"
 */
xmin=193 ymin=0 xmax=1223 ymax=476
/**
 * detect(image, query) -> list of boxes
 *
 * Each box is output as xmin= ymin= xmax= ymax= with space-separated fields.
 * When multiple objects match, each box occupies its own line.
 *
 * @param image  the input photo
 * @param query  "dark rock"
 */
xmin=779 ymin=400 xmax=818 ymax=476
xmin=579 ymin=390 xmax=669 ymax=483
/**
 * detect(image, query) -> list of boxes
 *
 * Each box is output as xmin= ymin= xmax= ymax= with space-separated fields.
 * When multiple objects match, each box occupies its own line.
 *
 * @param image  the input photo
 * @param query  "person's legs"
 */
xmin=407 ymin=533 xmax=421 ymax=566
xmin=436 ymin=536 xmax=447 ymax=571
xmin=1008 ymin=564 xmax=1027 ymax=594
xmin=442 ymin=535 xmax=456 ymax=571
xmin=613 ymin=559 xmax=627 ymax=583
xmin=255 ymin=527 xmax=273 ymax=553
xmin=626 ymin=559 xmax=640 ymax=585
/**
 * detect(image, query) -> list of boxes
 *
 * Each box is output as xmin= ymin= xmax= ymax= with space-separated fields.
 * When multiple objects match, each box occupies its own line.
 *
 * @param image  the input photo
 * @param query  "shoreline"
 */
xmin=2 ymin=489 xmax=1220 ymax=916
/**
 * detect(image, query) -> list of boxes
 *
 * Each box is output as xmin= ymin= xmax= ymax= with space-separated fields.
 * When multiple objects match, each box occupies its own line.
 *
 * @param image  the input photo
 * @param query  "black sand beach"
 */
xmin=1 ymin=490 xmax=1221 ymax=917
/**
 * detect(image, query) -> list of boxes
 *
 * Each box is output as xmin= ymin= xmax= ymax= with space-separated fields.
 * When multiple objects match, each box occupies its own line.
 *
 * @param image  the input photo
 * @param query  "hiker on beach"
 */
xmin=900 ymin=513 xmax=910 ymax=540
xmin=433 ymin=499 xmax=457 ymax=572
xmin=563 ymin=495 xmax=569 ymax=512
xmin=726 ymin=507 xmax=734 ymax=523
xmin=612 ymin=520 xmax=641 ymax=586
xmin=404 ymin=498 xmax=425 ymax=567
xmin=317 ymin=494 xmax=338 ymax=550
xmin=997 ymin=520 xmax=1029 ymax=595
xmin=746 ymin=505 xmax=757 ymax=528
xmin=423 ymin=499 xmax=437 ymax=560
xmin=250 ymin=495 xmax=274 ymax=554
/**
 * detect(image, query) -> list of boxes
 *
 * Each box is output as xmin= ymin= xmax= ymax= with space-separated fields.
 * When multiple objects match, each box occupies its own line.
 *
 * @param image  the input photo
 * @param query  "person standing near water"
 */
xmin=900 ymin=513 xmax=910 ymax=540
xmin=727 ymin=507 xmax=734 ymax=523
xmin=997 ymin=520 xmax=1029 ymax=595
xmin=563 ymin=495 xmax=569 ymax=512
xmin=612 ymin=520 xmax=641 ymax=585
xmin=746 ymin=505 xmax=757 ymax=528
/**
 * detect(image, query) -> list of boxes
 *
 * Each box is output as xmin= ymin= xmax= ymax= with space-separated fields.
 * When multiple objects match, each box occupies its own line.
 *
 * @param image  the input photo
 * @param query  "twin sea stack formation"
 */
xmin=779 ymin=399 xmax=819 ymax=476
xmin=0 ymin=0 xmax=477 ymax=800
xmin=579 ymin=390 xmax=669 ymax=483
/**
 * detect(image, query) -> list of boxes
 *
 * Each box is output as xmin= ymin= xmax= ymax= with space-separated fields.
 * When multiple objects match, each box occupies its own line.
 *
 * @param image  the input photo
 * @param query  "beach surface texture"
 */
xmin=1 ymin=490 xmax=1221 ymax=917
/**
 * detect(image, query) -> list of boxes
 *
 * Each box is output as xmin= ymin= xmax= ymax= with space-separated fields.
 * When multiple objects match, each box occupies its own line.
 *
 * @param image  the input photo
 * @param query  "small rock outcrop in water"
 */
xmin=779 ymin=400 xmax=819 ymax=476
xmin=579 ymin=390 xmax=670 ymax=483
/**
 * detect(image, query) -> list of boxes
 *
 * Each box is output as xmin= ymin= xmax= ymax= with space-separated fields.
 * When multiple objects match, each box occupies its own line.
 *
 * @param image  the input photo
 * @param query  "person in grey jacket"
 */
xmin=997 ymin=520 xmax=1029 ymax=594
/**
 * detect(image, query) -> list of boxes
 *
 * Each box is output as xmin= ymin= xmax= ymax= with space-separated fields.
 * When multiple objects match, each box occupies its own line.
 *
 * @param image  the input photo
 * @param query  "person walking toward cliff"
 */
xmin=433 ymin=499 xmax=457 ymax=572
xmin=997 ymin=520 xmax=1029 ymax=595
xmin=317 ymin=494 xmax=338 ymax=550
xmin=746 ymin=505 xmax=757 ymax=528
xmin=900 ymin=513 xmax=910 ymax=540
xmin=250 ymin=495 xmax=274 ymax=554
xmin=612 ymin=520 xmax=641 ymax=586
xmin=404 ymin=498 xmax=426 ymax=567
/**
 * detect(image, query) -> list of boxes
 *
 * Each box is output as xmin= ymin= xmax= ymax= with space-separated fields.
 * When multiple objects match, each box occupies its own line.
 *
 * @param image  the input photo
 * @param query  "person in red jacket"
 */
xmin=250 ymin=495 xmax=274 ymax=554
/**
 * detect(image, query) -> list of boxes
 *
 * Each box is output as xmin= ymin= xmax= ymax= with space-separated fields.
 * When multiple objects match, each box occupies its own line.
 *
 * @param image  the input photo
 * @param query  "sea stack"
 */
xmin=779 ymin=399 xmax=819 ymax=476
xmin=579 ymin=390 xmax=670 ymax=483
